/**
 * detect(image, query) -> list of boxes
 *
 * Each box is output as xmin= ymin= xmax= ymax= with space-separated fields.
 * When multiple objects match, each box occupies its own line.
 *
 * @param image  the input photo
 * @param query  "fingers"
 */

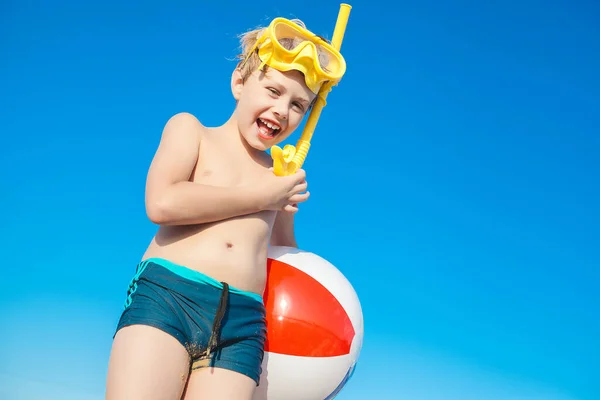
xmin=294 ymin=181 xmax=308 ymax=194
xmin=293 ymin=169 xmax=306 ymax=182
xmin=289 ymin=191 xmax=310 ymax=204
xmin=281 ymin=168 xmax=306 ymax=184
xmin=278 ymin=169 xmax=309 ymax=213
xmin=283 ymin=204 xmax=299 ymax=213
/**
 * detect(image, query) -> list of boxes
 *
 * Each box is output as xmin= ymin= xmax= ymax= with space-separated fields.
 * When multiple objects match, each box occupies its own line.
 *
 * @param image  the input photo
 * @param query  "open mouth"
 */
xmin=257 ymin=118 xmax=281 ymax=140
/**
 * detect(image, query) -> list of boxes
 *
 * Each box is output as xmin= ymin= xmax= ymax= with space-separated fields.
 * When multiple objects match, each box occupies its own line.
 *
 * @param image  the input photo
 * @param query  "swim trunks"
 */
xmin=114 ymin=257 xmax=267 ymax=385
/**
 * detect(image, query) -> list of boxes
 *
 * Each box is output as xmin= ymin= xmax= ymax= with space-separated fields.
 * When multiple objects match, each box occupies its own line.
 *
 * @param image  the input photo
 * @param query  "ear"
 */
xmin=231 ymin=68 xmax=245 ymax=101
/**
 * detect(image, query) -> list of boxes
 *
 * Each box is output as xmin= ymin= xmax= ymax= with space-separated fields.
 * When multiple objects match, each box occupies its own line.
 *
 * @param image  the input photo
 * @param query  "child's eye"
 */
xmin=292 ymin=102 xmax=305 ymax=112
xmin=267 ymin=87 xmax=279 ymax=96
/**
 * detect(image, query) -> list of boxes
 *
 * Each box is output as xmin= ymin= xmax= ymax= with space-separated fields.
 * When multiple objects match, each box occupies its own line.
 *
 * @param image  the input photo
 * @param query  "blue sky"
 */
xmin=1 ymin=0 xmax=598 ymax=399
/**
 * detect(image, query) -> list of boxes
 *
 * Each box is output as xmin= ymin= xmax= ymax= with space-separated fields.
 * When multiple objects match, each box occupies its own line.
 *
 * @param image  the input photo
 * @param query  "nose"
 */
xmin=273 ymin=101 xmax=288 ymax=121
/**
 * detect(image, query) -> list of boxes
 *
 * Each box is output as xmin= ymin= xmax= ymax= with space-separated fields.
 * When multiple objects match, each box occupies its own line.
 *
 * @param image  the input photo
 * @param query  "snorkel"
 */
xmin=270 ymin=4 xmax=352 ymax=176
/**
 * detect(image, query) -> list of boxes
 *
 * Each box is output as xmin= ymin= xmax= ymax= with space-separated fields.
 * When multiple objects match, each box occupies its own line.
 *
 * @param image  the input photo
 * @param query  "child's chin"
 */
xmin=252 ymin=143 xmax=269 ymax=151
xmin=248 ymin=137 xmax=270 ymax=151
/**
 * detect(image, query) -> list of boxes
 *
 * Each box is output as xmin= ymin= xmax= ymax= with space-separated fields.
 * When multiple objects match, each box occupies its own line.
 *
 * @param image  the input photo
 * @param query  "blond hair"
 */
xmin=235 ymin=19 xmax=331 ymax=83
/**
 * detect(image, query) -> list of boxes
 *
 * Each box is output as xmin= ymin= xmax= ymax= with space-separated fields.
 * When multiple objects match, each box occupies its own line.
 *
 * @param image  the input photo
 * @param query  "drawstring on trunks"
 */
xmin=204 ymin=282 xmax=229 ymax=359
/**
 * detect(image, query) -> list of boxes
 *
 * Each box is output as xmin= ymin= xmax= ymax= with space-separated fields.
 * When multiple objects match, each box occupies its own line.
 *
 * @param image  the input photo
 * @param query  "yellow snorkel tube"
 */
xmin=271 ymin=4 xmax=352 ymax=176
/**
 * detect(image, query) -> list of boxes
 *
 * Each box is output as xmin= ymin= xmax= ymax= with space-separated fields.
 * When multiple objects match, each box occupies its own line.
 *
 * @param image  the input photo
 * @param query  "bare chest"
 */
xmin=191 ymin=136 xmax=271 ymax=187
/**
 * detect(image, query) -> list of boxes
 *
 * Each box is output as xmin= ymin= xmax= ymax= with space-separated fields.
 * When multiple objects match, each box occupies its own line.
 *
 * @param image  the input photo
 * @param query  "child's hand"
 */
xmin=261 ymin=169 xmax=310 ymax=213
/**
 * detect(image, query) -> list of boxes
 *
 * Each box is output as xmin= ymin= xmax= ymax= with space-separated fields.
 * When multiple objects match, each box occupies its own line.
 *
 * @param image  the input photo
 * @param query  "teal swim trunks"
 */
xmin=114 ymin=257 xmax=267 ymax=385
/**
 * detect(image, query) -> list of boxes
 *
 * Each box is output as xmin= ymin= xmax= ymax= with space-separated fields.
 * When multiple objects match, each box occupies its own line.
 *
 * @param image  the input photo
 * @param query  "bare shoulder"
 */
xmin=146 ymin=112 xmax=207 ymax=196
xmin=161 ymin=112 xmax=206 ymax=141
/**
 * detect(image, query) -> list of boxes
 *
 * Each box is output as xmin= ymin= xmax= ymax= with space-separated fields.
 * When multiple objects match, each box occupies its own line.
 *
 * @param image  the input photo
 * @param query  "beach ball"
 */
xmin=253 ymin=246 xmax=364 ymax=400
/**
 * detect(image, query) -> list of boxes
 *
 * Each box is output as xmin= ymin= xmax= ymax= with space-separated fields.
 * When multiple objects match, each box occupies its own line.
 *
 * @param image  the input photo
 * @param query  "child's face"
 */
xmin=232 ymin=67 xmax=317 ymax=151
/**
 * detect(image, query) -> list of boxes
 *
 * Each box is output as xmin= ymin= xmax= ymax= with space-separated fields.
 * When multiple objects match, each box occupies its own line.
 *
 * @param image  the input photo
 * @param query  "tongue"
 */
xmin=258 ymin=120 xmax=274 ymax=137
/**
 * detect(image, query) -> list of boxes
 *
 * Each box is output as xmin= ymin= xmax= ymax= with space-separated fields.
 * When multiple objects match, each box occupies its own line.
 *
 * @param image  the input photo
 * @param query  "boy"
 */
xmin=105 ymin=16 xmax=345 ymax=400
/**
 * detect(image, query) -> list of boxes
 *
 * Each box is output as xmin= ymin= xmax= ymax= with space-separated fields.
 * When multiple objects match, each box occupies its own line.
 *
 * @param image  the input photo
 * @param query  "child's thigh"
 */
xmin=183 ymin=367 xmax=256 ymax=400
xmin=106 ymin=325 xmax=191 ymax=400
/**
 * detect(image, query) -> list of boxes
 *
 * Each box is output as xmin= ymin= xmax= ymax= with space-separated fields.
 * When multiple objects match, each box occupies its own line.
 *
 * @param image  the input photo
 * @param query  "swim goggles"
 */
xmin=240 ymin=17 xmax=347 ymax=94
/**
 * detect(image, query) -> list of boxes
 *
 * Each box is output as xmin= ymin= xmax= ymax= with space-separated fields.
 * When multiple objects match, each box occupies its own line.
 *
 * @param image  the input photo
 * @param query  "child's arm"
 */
xmin=145 ymin=112 xmax=263 ymax=226
xmin=270 ymin=211 xmax=298 ymax=248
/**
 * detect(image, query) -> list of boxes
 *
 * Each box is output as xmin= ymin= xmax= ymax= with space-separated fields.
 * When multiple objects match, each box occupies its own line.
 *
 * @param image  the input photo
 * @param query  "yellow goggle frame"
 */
xmin=241 ymin=17 xmax=346 ymax=94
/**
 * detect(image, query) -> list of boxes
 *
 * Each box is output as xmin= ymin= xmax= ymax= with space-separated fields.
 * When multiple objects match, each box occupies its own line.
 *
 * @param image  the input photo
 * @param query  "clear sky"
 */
xmin=1 ymin=0 xmax=599 ymax=399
